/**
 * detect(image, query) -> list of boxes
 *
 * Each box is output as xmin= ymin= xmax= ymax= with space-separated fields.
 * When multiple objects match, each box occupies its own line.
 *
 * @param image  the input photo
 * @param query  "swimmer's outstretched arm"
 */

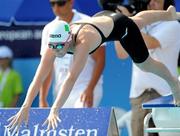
xmin=24 ymin=51 xmax=56 ymax=106
xmin=7 ymin=48 xmax=56 ymax=132
xmin=42 ymin=41 xmax=91 ymax=130
xmin=131 ymin=5 xmax=179 ymax=29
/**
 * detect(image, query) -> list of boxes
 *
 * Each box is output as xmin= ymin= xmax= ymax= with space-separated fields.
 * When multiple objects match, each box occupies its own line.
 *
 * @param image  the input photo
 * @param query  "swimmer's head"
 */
xmin=48 ymin=20 xmax=72 ymax=57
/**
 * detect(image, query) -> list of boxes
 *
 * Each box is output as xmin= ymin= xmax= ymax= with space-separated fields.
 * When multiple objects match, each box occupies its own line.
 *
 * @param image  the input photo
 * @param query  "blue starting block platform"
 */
xmin=0 ymin=108 xmax=119 ymax=136
xmin=142 ymin=95 xmax=175 ymax=109
xmin=142 ymin=95 xmax=180 ymax=135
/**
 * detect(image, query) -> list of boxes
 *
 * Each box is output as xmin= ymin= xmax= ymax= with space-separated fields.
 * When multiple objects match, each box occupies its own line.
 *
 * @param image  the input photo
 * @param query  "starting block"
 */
xmin=142 ymin=95 xmax=180 ymax=136
xmin=0 ymin=107 xmax=119 ymax=136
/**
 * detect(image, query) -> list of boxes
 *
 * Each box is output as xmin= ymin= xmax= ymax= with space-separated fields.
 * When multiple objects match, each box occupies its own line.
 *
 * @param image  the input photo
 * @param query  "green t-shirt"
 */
xmin=0 ymin=69 xmax=23 ymax=107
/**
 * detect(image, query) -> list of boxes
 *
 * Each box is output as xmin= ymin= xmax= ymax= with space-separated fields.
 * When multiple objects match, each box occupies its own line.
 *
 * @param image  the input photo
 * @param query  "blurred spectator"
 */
xmin=39 ymin=0 xmax=105 ymax=108
xmin=0 ymin=46 xmax=23 ymax=107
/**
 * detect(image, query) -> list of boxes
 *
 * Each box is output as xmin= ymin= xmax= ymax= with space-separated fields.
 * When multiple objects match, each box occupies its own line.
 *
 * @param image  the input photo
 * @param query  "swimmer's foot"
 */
xmin=167 ymin=5 xmax=178 ymax=20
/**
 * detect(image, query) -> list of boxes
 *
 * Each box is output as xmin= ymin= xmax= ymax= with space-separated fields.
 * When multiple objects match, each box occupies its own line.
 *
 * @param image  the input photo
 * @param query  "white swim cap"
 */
xmin=48 ymin=20 xmax=71 ymax=43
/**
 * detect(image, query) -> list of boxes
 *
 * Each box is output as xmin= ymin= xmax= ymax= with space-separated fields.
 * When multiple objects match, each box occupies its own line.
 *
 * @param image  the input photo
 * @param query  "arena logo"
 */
xmin=4 ymin=124 xmax=98 ymax=136
xmin=49 ymin=34 xmax=61 ymax=38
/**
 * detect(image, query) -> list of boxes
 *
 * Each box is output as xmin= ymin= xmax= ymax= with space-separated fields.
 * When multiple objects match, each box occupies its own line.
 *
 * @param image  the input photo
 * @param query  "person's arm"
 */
xmin=80 ymin=45 xmax=105 ymax=107
xmin=141 ymin=32 xmax=160 ymax=49
xmin=39 ymin=67 xmax=53 ymax=107
xmin=143 ymin=21 xmax=180 ymax=50
xmin=114 ymin=41 xmax=129 ymax=59
xmin=23 ymin=49 xmax=55 ymax=108
xmin=52 ymin=44 xmax=90 ymax=109
xmin=130 ymin=6 xmax=178 ymax=30
xmin=42 ymin=29 xmax=101 ymax=130
xmin=39 ymin=25 xmax=52 ymax=107
xmin=7 ymin=48 xmax=56 ymax=131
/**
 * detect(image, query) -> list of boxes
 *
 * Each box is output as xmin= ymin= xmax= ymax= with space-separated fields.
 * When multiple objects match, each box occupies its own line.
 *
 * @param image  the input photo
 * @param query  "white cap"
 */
xmin=48 ymin=20 xmax=71 ymax=43
xmin=0 ymin=46 xmax=13 ymax=58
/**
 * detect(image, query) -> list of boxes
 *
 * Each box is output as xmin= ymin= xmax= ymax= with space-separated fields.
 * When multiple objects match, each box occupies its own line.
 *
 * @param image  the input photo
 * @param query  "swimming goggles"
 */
xmin=48 ymin=33 xmax=71 ymax=49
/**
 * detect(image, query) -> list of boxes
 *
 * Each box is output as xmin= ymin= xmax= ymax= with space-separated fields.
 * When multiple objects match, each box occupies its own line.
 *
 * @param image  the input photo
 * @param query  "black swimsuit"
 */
xmin=72 ymin=11 xmax=149 ymax=63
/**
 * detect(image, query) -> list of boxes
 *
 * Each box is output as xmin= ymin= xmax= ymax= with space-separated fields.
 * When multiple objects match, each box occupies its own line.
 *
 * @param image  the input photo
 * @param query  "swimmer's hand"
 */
xmin=42 ymin=107 xmax=61 ymax=131
xmin=7 ymin=105 xmax=30 ymax=133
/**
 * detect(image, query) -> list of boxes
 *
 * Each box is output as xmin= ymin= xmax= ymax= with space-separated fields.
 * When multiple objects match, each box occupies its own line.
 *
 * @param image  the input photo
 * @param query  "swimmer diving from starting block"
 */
xmin=7 ymin=5 xmax=180 ymax=132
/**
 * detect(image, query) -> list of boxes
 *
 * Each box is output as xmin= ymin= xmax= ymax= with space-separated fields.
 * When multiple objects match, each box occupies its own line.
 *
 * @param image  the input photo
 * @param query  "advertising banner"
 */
xmin=0 ymin=108 xmax=118 ymax=136
xmin=0 ymin=25 xmax=43 ymax=58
